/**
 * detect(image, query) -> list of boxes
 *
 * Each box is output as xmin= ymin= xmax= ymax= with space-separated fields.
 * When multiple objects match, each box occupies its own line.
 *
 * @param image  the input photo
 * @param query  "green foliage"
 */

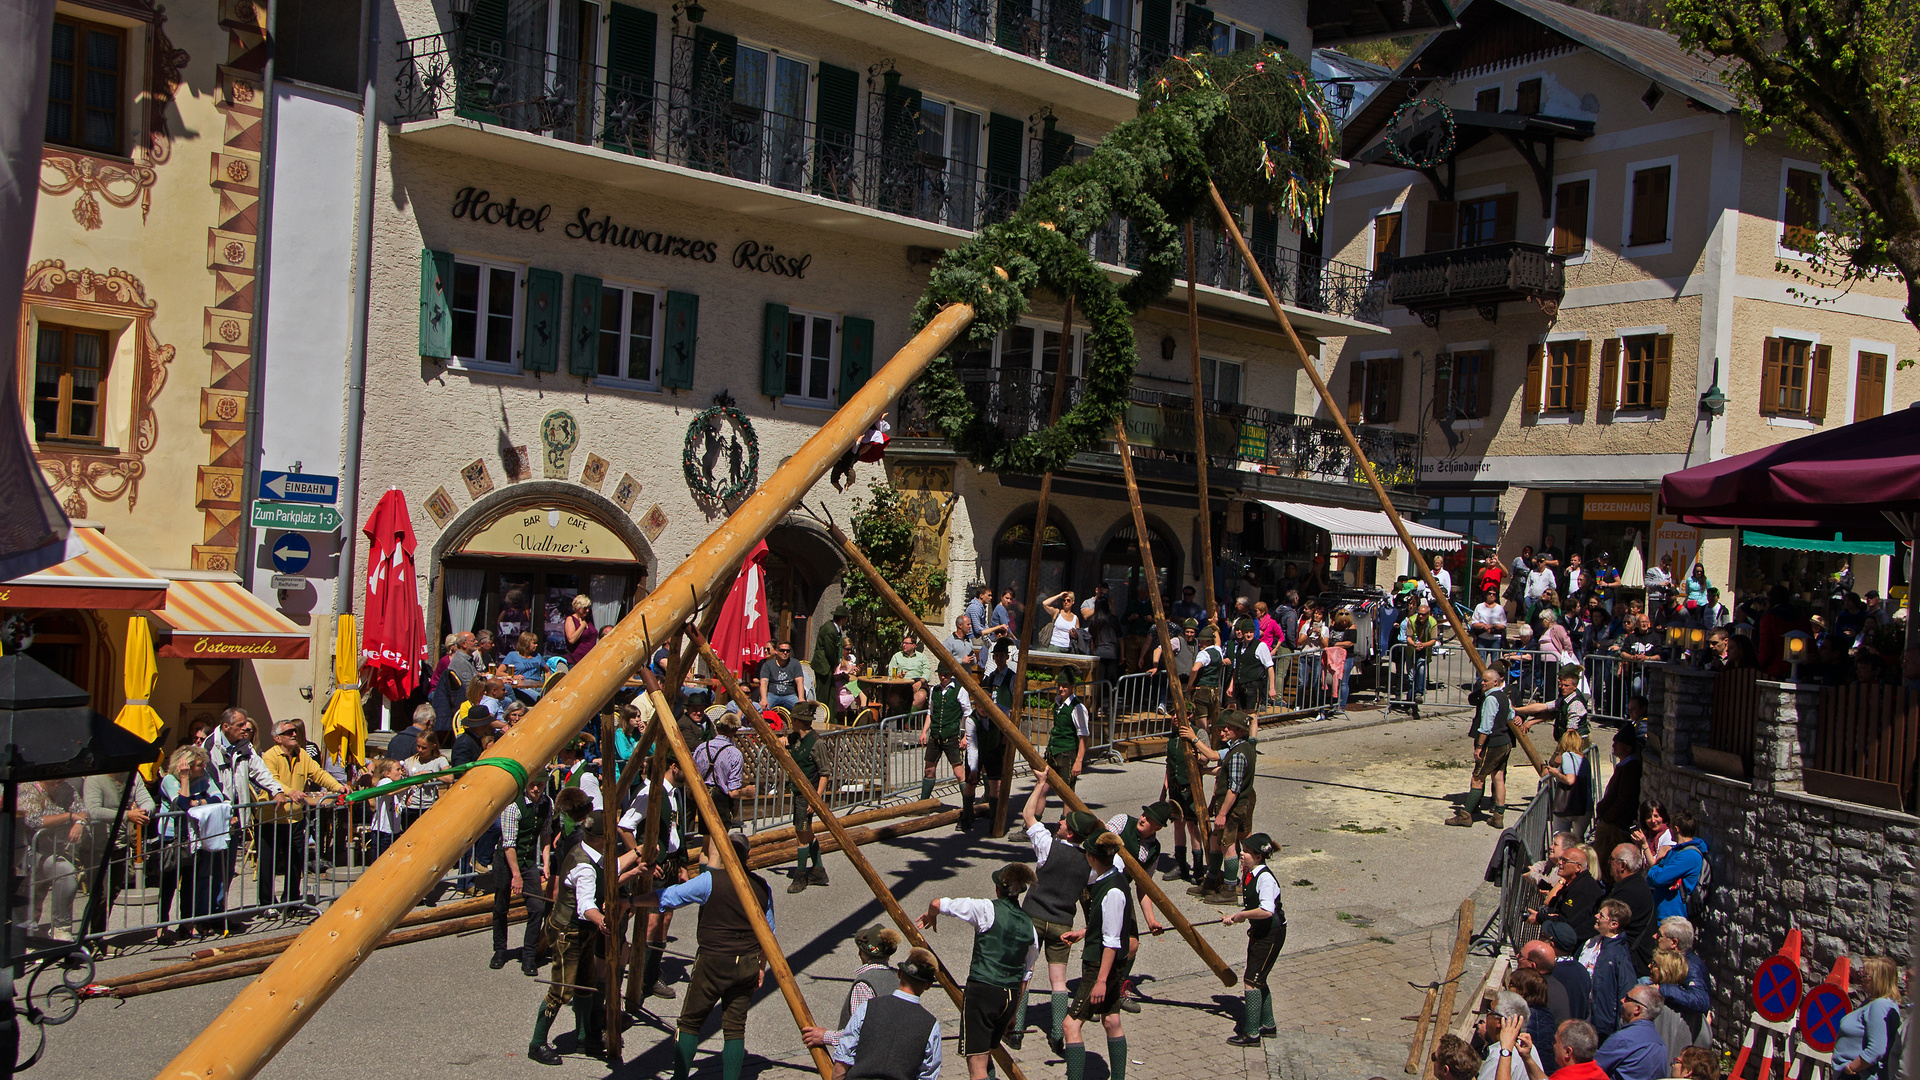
xmin=1331 ymin=35 xmax=1425 ymax=71
xmin=1666 ymin=0 xmax=1920 ymax=333
xmin=910 ymin=46 xmax=1339 ymax=474
xmin=842 ymin=481 xmax=948 ymax=665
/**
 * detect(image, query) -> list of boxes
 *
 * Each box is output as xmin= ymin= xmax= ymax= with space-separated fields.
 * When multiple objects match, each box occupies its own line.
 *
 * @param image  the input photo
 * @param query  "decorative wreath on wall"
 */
xmin=683 ymin=405 xmax=760 ymax=504
xmin=1384 ymin=96 xmax=1456 ymax=170
xmin=909 ymin=46 xmax=1340 ymax=474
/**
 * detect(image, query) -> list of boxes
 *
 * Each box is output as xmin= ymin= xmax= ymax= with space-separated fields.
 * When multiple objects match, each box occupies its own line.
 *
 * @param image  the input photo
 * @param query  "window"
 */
xmin=1211 ymin=19 xmax=1260 ymax=54
xmin=1856 ymin=351 xmax=1888 ymax=421
xmin=1782 ymin=166 xmax=1824 ymax=254
xmin=1347 ymin=356 xmax=1403 ymax=425
xmin=783 ymin=310 xmax=836 ymax=404
xmin=46 ymin=17 xmax=123 ymax=155
xmin=1475 ymin=87 xmax=1501 ymax=112
xmin=1760 ymin=336 xmax=1832 ymax=421
xmin=1515 ymin=78 xmax=1542 ymax=116
xmin=1438 ymin=349 xmax=1491 ymax=421
xmin=278 ymin=0 xmax=364 ymax=92
xmin=1201 ymin=357 xmax=1242 ymax=404
xmin=1628 ymin=164 xmax=1672 ymax=247
xmin=450 ymin=258 xmax=521 ymax=369
xmin=917 ymin=99 xmax=982 ymax=228
xmin=1529 ymin=340 xmax=1590 ymax=416
xmin=1552 ymin=179 xmax=1590 ymax=257
xmin=1372 ymin=211 xmax=1402 ymax=278
xmin=1619 ymin=335 xmax=1667 ymax=409
xmin=34 ymin=323 xmax=109 ymax=443
xmin=1422 ymin=494 xmax=1501 ymax=547
xmin=1543 ymin=342 xmax=1579 ymax=412
xmin=596 ymin=284 xmax=661 ymax=387
xmin=1457 ymin=194 xmax=1515 ymax=248
xmin=731 ymin=44 xmax=810 ymax=188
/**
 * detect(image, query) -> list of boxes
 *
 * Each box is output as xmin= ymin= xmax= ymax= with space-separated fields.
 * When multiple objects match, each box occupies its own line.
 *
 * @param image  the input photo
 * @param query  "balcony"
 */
xmin=897 ymin=368 xmax=1419 ymax=494
xmin=845 ymin=0 xmax=1166 ymax=92
xmin=1386 ymin=241 xmax=1567 ymax=327
xmin=392 ymin=32 xmax=1026 ymax=246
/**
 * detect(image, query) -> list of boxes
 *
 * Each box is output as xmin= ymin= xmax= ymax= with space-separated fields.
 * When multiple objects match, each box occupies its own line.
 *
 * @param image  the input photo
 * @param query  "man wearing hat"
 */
xmin=829 ymin=924 xmax=903 ymax=1043
xmin=1222 ymin=833 xmax=1285 ymax=1046
xmin=917 ymin=863 xmax=1039 ymax=1079
xmin=803 ymin=947 xmax=945 ymax=1080
xmin=1515 ymin=663 xmax=1593 ymax=743
xmin=812 ymin=606 xmax=850 ymax=700
xmin=1029 ymin=676 xmax=1089 ymax=821
xmin=692 ymin=713 xmax=754 ymax=831
xmin=1019 ymin=797 xmax=1103 ymax=1055
xmin=779 ymin=706 xmax=832 ymax=893
xmin=552 ymin=734 xmax=603 ymax=814
xmin=1227 ymin=617 xmax=1276 ymax=715
xmin=619 ymin=757 xmax=688 ymax=1002
xmin=1181 ymin=709 xmax=1258 ymax=904
xmin=1105 ymin=803 xmax=1171 ymax=1012
xmin=920 ymin=666 xmax=974 ymax=826
xmin=969 ymin=640 xmax=1015 ymax=833
xmin=651 ymin=831 xmax=776 ymax=1080
xmin=1161 ymin=716 xmax=1206 ymax=883
xmin=1147 ymin=619 xmax=1190 ymax=711
xmin=527 ymin=788 xmax=644 ymax=1065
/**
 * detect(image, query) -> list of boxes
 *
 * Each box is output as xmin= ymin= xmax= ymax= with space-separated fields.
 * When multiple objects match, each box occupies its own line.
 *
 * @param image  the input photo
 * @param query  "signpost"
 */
xmin=250 ymin=502 xmax=342 ymax=533
xmin=1788 ymin=957 xmax=1851 ymax=1080
xmin=269 ymin=534 xmax=311 ymax=575
xmin=257 ymin=471 xmax=339 ymax=505
xmin=1731 ymin=929 xmax=1804 ymax=1080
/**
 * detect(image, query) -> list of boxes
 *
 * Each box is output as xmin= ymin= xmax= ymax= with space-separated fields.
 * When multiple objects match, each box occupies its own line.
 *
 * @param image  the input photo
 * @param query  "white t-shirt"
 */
xmin=401 ymin=755 xmax=449 ymax=811
xmin=1472 ymin=603 xmax=1507 ymax=632
xmin=620 ymin=779 xmax=682 ymax=854
xmin=1477 ymin=1047 xmax=1545 ymax=1080
xmin=1088 ymin=866 xmax=1127 ymax=949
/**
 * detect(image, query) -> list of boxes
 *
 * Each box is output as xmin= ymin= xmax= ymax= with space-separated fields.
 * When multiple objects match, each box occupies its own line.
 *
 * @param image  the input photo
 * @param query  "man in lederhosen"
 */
xmin=778 ymin=706 xmax=832 ymax=893
xmin=692 ymin=715 xmax=753 ymax=831
xmin=1161 ymin=717 xmax=1206 ymax=883
xmin=1023 ymin=676 xmax=1088 ymax=829
xmin=1019 ymin=799 xmax=1101 ymax=1056
xmin=1061 ymin=831 xmax=1135 ymax=1080
xmin=1227 ymin=618 xmax=1275 ymax=717
xmin=1222 ymin=832 xmax=1285 ymax=1046
xmin=1185 ymin=627 xmax=1232 ymax=734
xmin=920 ymin=667 xmax=973 ymax=825
xmin=652 ymin=832 xmax=775 ymax=1080
xmin=1104 ymin=802 xmax=1171 ymax=1012
xmin=1446 ymin=666 xmax=1515 ymax=829
xmin=1181 ymin=709 xmax=1258 ymax=904
xmin=916 ymin=863 xmax=1039 ymax=1080
xmin=528 ymin=788 xmax=641 ymax=1065
xmin=802 ymin=947 xmax=945 ymax=1080
xmin=494 ymin=770 xmax=553 ymax=976
xmin=619 ymin=756 xmax=687 ymax=1005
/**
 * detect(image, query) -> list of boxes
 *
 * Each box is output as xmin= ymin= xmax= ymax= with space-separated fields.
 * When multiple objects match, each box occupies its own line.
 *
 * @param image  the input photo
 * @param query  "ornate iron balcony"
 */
xmin=848 ymin=0 xmax=1169 ymax=92
xmin=1387 ymin=241 xmax=1567 ymax=327
xmin=1085 ymin=218 xmax=1387 ymax=326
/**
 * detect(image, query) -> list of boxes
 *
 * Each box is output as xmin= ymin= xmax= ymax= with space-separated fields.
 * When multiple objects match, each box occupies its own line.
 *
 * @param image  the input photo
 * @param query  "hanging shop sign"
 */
xmin=1122 ymin=402 xmax=1240 ymax=456
xmin=449 ymin=188 xmax=807 ymax=274
xmin=461 ymin=506 xmax=638 ymax=562
xmin=684 ymin=405 xmax=760 ymax=505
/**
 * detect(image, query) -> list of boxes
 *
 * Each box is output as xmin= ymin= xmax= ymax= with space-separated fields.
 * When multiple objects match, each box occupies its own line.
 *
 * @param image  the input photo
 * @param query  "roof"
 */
xmin=153 ymin=579 xmax=311 ymax=661
xmin=1342 ymin=0 xmax=1734 ymax=158
xmin=0 ymin=528 xmax=170 ymax=610
xmin=1259 ymin=500 xmax=1465 ymax=556
xmin=1309 ymin=0 xmax=1457 ymax=47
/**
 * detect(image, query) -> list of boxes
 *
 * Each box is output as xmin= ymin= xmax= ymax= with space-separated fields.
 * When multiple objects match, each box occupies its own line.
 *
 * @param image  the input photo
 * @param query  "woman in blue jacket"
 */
xmin=1644 ymin=809 xmax=1707 ymax=920
xmin=1834 ymin=957 xmax=1903 ymax=1078
xmin=1655 ymin=916 xmax=1713 ymax=1050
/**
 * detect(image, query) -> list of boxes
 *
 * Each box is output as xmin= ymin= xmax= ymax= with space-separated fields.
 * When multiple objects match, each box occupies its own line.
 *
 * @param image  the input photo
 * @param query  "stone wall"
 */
xmin=1642 ymin=665 xmax=1916 ymax=1035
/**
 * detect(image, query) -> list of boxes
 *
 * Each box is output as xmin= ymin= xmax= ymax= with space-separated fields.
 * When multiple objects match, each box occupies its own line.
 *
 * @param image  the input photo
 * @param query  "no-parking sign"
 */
xmin=1753 ymin=954 xmax=1803 ymax=1023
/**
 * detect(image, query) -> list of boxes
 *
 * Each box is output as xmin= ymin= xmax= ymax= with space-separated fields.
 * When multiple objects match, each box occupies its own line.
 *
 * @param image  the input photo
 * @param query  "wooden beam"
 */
xmin=1185 ymin=221 xmax=1219 ymax=634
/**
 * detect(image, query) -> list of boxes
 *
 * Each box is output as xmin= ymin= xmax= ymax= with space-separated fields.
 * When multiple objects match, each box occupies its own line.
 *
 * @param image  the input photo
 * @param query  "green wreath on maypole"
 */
xmin=908 ymin=45 xmax=1340 ymax=474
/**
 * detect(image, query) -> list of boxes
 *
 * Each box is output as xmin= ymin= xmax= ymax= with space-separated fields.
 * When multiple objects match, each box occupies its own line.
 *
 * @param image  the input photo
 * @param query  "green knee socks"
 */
xmin=1108 ymin=1036 xmax=1128 ymax=1080
xmin=1462 ymin=788 xmax=1483 ymax=817
xmin=1261 ymin=987 xmax=1276 ymax=1029
xmin=795 ymin=845 xmax=812 ymax=873
xmin=721 ymin=1037 xmax=746 ymax=1080
xmin=642 ymin=942 xmax=665 ymax=991
xmin=1065 ymin=1042 xmax=1087 ymax=1080
xmin=1206 ymin=850 xmax=1224 ymax=877
xmin=920 ymin=776 xmax=936 ymax=800
xmin=1051 ymin=991 xmax=1069 ymax=1042
xmin=674 ymin=1031 xmax=699 ymax=1080
xmin=1242 ymin=988 xmax=1264 ymax=1037
xmin=808 ymin=841 xmax=820 ymax=867
xmin=530 ymin=1003 xmax=555 ymax=1049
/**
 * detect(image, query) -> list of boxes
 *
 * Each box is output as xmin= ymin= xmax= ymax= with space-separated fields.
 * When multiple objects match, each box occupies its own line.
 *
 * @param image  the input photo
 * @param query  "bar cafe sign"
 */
xmin=450 ymin=187 xmax=812 ymax=278
xmin=462 ymin=507 xmax=638 ymax=562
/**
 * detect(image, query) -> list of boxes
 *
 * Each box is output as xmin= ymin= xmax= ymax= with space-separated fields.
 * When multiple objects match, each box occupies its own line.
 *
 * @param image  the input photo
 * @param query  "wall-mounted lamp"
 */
xmin=1783 ymin=630 xmax=1813 ymax=681
xmin=1160 ymin=335 xmax=1177 ymax=361
xmin=447 ymin=0 xmax=474 ymax=24
xmin=676 ymin=0 xmax=707 ymax=23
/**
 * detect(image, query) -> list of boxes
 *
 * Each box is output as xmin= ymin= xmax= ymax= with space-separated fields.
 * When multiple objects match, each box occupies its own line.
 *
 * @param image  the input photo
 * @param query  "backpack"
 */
xmin=1682 ymin=837 xmax=1713 ymax=924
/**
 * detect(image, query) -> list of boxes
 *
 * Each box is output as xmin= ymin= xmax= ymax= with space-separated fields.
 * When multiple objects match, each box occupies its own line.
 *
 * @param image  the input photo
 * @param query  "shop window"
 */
xmin=1781 ymin=165 xmax=1825 ymax=254
xmin=47 ymin=17 xmax=123 ymax=156
xmin=34 ymin=322 xmax=109 ymax=443
xmin=1760 ymin=336 xmax=1831 ymax=421
xmin=596 ymin=283 xmax=662 ymax=387
xmin=450 ymin=258 xmax=521 ymax=370
xmin=1552 ymin=179 xmax=1590 ymax=257
xmin=1437 ymin=349 xmax=1491 ymax=421
xmin=1201 ymin=356 xmax=1242 ymax=405
xmin=1099 ymin=523 xmax=1178 ymax=624
xmin=1856 ymin=351 xmax=1888 ymax=421
xmin=1421 ymin=494 xmax=1501 ymax=548
xmin=783 ymin=310 xmax=836 ymax=405
xmin=1371 ymin=211 xmax=1401 ymax=279
xmin=1627 ymin=163 xmax=1673 ymax=248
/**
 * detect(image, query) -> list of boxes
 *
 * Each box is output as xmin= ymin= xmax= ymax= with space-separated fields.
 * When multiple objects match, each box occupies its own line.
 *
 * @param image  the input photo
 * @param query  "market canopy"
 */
xmin=0 ymin=527 xmax=169 ymax=610
xmin=1739 ymin=530 xmax=1896 ymax=557
xmin=1259 ymin=499 xmax=1465 ymax=556
xmin=154 ymin=579 xmax=310 ymax=661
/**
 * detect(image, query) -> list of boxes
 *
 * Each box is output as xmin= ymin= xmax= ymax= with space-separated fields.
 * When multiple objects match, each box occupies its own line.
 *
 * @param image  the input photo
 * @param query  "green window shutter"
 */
xmin=521 ymin=268 xmax=563 ymax=373
xmin=1182 ymin=3 xmax=1214 ymax=52
xmin=761 ymin=302 xmax=790 ymax=397
xmin=839 ymin=316 xmax=874 ymax=406
xmin=816 ymin=63 xmax=858 ymax=139
xmin=568 ymin=274 xmax=602 ymax=377
xmin=995 ymin=0 xmax=1028 ymax=50
xmin=419 ymin=249 xmax=453 ymax=360
xmin=468 ymin=0 xmax=507 ymax=46
xmin=1141 ymin=0 xmax=1173 ymax=47
xmin=1251 ymin=206 xmax=1280 ymax=254
xmin=985 ymin=112 xmax=1024 ymax=221
xmin=604 ymin=3 xmax=656 ymax=155
xmin=661 ymin=291 xmax=699 ymax=390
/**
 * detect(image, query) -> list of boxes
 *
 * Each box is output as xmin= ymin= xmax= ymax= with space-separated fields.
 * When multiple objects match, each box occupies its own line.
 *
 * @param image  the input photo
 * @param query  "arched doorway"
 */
xmin=764 ymin=521 xmax=845 ymax=656
xmin=1098 ymin=520 xmax=1180 ymax=628
xmin=992 ymin=510 xmax=1077 ymax=612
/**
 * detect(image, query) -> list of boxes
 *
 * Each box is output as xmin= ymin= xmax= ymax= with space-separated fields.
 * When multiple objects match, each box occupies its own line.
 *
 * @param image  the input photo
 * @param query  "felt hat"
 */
xmin=1198 ymin=628 xmax=1218 ymax=646
xmin=855 ymin=924 xmax=900 ymax=958
xmin=1242 ymin=833 xmax=1278 ymax=860
xmin=1217 ymin=709 xmax=1253 ymax=733
xmin=897 ymin=949 xmax=940 ymax=985
xmin=1181 ymin=618 xmax=1198 ymax=630
xmin=461 ymin=705 xmax=495 ymax=727
xmin=1063 ymin=810 xmax=1103 ymax=839
xmin=1235 ymin=618 xmax=1258 ymax=634
xmin=1141 ymin=801 xmax=1173 ymax=827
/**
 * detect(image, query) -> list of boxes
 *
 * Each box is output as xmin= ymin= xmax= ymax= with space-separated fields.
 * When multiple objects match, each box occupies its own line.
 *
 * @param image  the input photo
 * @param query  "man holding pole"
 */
xmin=916 ymin=864 xmax=1040 ymax=1080
xmin=528 ymin=788 xmax=640 ymax=1066
xmin=920 ymin=667 xmax=972 ymax=823
xmin=802 ymin=948 xmax=945 ymax=1080
xmin=619 ymin=757 xmax=688 ymax=1002
xmin=1227 ymin=618 xmax=1275 ymax=713
xmin=1020 ymin=799 xmax=1103 ymax=1057
xmin=1162 ymin=721 xmax=1205 ymax=883
xmin=969 ymin=640 xmax=1015 ymax=833
xmin=1032 ymin=676 xmax=1089 ymax=820
xmin=650 ymin=831 xmax=776 ymax=1080
xmin=779 ymin=706 xmax=832 ymax=893
xmin=1180 ymin=709 xmax=1258 ymax=904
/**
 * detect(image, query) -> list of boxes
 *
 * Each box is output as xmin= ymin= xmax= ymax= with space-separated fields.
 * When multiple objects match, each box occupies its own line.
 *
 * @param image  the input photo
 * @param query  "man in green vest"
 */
xmin=528 ymin=788 xmax=643 ymax=1066
xmin=968 ymin=640 xmax=1014 ymax=834
xmin=811 ymin=606 xmax=849 ymax=709
xmin=1033 ymin=676 xmax=1089 ymax=821
xmin=1516 ymin=662 xmax=1592 ymax=742
xmin=1186 ymin=627 xmax=1231 ymax=735
xmin=779 ymin=706 xmax=831 ymax=893
xmin=1181 ymin=709 xmax=1258 ymax=904
xmin=920 ymin=668 xmax=973 ymax=826
xmin=1162 ymin=717 xmax=1206 ymax=883
xmin=1105 ymin=802 xmax=1171 ymax=1012
xmin=1227 ymin=618 xmax=1276 ymax=713
xmin=917 ymin=863 xmax=1040 ymax=1080
xmin=494 ymin=771 xmax=553 ymax=976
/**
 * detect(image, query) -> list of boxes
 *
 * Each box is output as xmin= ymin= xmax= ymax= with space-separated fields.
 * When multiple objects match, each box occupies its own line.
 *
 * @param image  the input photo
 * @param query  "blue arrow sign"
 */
xmin=258 ymin=471 xmax=339 ymax=505
xmin=269 ymin=532 xmax=312 ymax=575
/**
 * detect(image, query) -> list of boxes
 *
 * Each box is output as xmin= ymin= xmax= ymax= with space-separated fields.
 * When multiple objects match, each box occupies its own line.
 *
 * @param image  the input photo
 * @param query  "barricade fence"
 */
xmin=1378 ymin=645 xmax=1639 ymax=728
xmin=1495 ymin=782 xmax=1557 ymax=954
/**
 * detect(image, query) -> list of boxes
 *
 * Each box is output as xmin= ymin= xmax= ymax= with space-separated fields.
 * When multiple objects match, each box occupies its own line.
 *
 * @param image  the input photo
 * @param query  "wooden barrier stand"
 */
xmin=822 ymin=519 xmax=1238 ymax=987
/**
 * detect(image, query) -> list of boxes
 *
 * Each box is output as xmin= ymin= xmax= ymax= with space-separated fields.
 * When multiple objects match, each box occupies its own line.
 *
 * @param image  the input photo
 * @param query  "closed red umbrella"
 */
xmin=359 ymin=489 xmax=427 ymax=702
xmin=708 ymin=539 xmax=771 ymax=681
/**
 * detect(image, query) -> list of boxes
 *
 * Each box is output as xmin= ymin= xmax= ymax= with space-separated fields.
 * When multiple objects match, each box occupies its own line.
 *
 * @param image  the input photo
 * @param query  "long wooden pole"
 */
xmin=643 ymin=676 xmax=834 ymax=1080
xmin=1185 ymin=221 xmax=1219 ymax=631
xmin=688 ymin=627 xmax=1029 ymax=1080
xmin=1109 ymin=417 xmax=1212 ymax=849
xmin=1204 ymin=186 xmax=1543 ymax=774
xmin=1405 ymin=985 xmax=1438 ymax=1075
xmin=157 ymin=302 xmax=978 ymax=1080
xmin=822 ymin=519 xmax=1237 ymax=987
xmin=1425 ymin=898 xmax=1475 ymax=1080
xmin=598 ymin=706 xmax=625 ymax=1062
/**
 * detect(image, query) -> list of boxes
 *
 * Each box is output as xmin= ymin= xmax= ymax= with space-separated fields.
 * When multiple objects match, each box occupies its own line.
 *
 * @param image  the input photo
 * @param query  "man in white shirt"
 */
xmin=917 ymin=864 xmax=1041 ymax=1079
xmin=803 ymin=949 xmax=944 ymax=1080
xmin=201 ymin=708 xmax=289 ymax=922
xmin=1525 ymin=557 xmax=1559 ymax=617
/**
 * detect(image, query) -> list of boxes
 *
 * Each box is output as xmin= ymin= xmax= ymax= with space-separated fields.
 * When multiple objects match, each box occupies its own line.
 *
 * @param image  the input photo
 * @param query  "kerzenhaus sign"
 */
xmin=450 ymin=187 xmax=809 ymax=278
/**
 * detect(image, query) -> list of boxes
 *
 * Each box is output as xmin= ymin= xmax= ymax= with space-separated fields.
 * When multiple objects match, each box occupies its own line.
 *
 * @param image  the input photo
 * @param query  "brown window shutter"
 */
xmin=1857 ymin=352 xmax=1888 ymax=420
xmin=1473 ymin=352 xmax=1493 ymax=418
xmin=1808 ymin=343 xmax=1832 ymax=421
xmin=1760 ymin=337 xmax=1782 ymax=416
xmin=1347 ymin=361 xmax=1366 ymax=423
xmin=1382 ymin=356 xmax=1404 ymax=423
xmin=1599 ymin=337 xmax=1621 ymax=411
xmin=1631 ymin=167 xmax=1671 ymax=246
xmin=1650 ymin=335 xmax=1673 ymax=408
xmin=1524 ymin=344 xmax=1543 ymax=416
xmin=1426 ymin=201 xmax=1456 ymax=253
xmin=1554 ymin=181 xmax=1589 ymax=256
xmin=1570 ymin=340 xmax=1592 ymax=413
xmin=1492 ymin=192 xmax=1519 ymax=243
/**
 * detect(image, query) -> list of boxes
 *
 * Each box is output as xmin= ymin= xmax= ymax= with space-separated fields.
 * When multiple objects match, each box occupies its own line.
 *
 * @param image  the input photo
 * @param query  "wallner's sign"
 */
xmin=450 ymin=187 xmax=808 ymax=277
xmin=461 ymin=507 xmax=638 ymax=562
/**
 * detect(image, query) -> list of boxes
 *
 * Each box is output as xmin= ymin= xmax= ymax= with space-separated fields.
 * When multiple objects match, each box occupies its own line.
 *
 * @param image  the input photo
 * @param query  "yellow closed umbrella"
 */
xmin=320 ymin=614 xmax=366 ymax=766
xmin=115 ymin=617 xmax=166 ymax=780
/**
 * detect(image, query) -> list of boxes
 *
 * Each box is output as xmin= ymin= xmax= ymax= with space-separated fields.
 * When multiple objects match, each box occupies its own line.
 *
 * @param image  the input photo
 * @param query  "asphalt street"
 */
xmin=38 ymin=712 xmax=1537 ymax=1079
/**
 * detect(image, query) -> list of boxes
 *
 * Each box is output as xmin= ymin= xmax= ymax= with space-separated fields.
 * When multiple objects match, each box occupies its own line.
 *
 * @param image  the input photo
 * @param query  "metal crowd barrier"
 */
xmin=1494 ymin=782 xmax=1557 ymax=954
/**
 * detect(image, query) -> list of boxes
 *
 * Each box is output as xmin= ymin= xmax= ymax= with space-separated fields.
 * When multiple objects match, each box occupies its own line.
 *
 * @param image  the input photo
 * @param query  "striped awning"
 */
xmin=0 ymin=528 xmax=169 ymax=610
xmin=155 ymin=580 xmax=310 ymax=660
xmin=1258 ymin=500 xmax=1466 ymax=556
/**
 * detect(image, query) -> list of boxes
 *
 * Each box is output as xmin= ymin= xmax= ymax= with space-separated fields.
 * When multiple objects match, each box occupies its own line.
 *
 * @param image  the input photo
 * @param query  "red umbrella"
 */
xmin=1661 ymin=407 xmax=1920 ymax=538
xmin=359 ymin=489 xmax=427 ymax=702
xmin=709 ymin=539 xmax=772 ymax=682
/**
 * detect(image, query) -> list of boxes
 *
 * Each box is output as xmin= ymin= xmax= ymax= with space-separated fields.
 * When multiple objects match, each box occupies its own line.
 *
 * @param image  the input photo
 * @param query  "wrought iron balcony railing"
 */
xmin=1088 ymin=219 xmax=1388 ymax=326
xmin=898 ymin=368 xmax=1419 ymax=492
xmin=1387 ymin=241 xmax=1567 ymax=326
xmin=393 ymin=32 xmax=1027 ymax=232
xmin=848 ymin=0 xmax=1169 ymax=92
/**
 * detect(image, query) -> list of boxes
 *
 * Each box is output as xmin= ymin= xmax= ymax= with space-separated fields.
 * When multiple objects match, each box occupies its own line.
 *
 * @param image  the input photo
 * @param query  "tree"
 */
xmin=1665 ymin=0 xmax=1920 ymax=335
xmin=841 ymin=481 xmax=948 ymax=673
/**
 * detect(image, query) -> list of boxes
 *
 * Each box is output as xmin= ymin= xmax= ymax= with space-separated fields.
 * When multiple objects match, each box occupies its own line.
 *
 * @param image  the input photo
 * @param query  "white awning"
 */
xmin=1258 ymin=500 xmax=1466 ymax=556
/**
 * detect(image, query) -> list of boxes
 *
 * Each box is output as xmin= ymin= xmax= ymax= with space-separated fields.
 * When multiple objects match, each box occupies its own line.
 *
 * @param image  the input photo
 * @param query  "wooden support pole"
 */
xmin=743 ymin=812 xmax=962 ymax=869
xmin=1110 ymin=417 xmax=1212 ymax=850
xmin=1203 ymin=184 xmax=1544 ymax=775
xmin=157 ymin=302 xmax=978 ymax=1080
xmin=599 ymin=706 xmax=632 ymax=1061
xmin=1184 ymin=221 xmax=1218 ymax=631
xmin=1406 ymin=985 xmax=1438 ymax=1075
xmin=1425 ymin=899 xmax=1476 ymax=1080
xmin=688 ymin=626 xmax=1030 ymax=1080
xmin=822 ymin=519 xmax=1238 ymax=987
xmin=643 ymin=675 xmax=834 ymax=1080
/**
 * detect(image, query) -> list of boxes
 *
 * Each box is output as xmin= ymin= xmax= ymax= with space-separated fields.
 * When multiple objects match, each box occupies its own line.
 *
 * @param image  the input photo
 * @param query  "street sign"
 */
xmin=269 ymin=533 xmax=311 ymax=574
xmin=250 ymin=501 xmax=342 ymax=533
xmin=269 ymin=574 xmax=310 ymax=592
xmin=1752 ymin=955 xmax=1802 ymax=1023
xmin=1798 ymin=983 xmax=1848 ymax=1052
xmin=258 ymin=471 xmax=339 ymax=505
